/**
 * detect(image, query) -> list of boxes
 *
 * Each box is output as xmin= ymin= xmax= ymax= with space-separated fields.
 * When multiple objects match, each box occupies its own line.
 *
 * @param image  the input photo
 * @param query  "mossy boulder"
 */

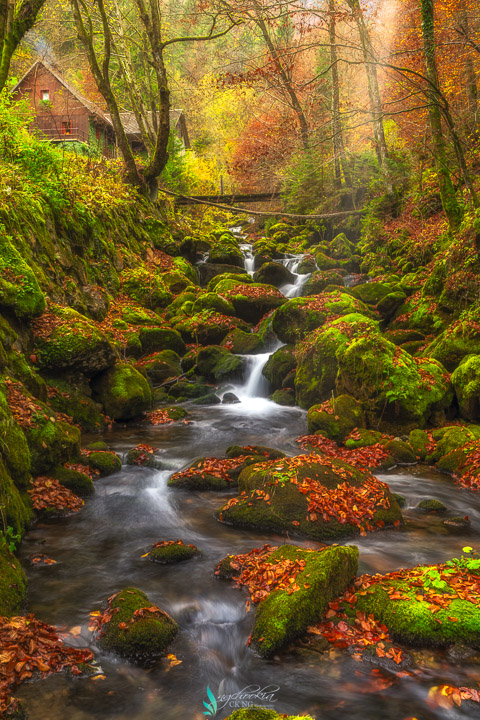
xmin=423 ymin=309 xmax=480 ymax=371
xmin=0 ymin=456 xmax=32 ymax=534
xmin=384 ymin=439 xmax=416 ymax=464
xmin=192 ymin=292 xmax=236 ymax=317
xmin=224 ymin=328 xmax=264 ymax=355
xmin=303 ymin=271 xmax=344 ymax=296
xmin=87 ymin=451 xmax=121 ymax=477
xmin=452 ymin=355 xmax=480 ymax=421
xmin=432 ymin=425 xmax=478 ymax=463
xmin=271 ymin=292 xmax=375 ymax=345
xmin=190 ymin=393 xmax=221 ymax=405
xmin=120 ymin=267 xmax=173 ymax=310
xmin=126 ymin=446 xmax=163 ymax=469
xmin=0 ymin=546 xmax=27 ymax=616
xmin=33 ymin=305 xmax=115 ymax=376
xmin=194 ymin=345 xmax=246 ymax=382
xmin=135 ymin=351 xmax=181 ymax=383
xmin=208 ymin=272 xmax=253 ymax=291
xmin=148 ymin=540 xmax=200 ymax=564
xmin=337 ymin=336 xmax=453 ymax=432
xmin=297 ymin=257 xmax=316 ymax=274
xmin=215 ymin=280 xmax=285 ymax=324
xmin=0 ymin=232 xmax=46 ymax=320
xmin=97 ymin=587 xmax=178 ymax=665
xmin=45 ymin=378 xmax=106 ymax=432
xmin=351 ymin=282 xmax=395 ymax=305
xmin=208 ymin=241 xmax=244 ymax=267
xmin=173 ymin=311 xmax=247 ymax=345
xmin=138 ymin=327 xmax=186 ymax=356
xmin=0 ymin=388 xmax=31 ymax=486
xmin=417 ymin=498 xmax=447 ymax=513
xmin=351 ymin=561 xmax=480 ymax=648
xmin=307 ymin=395 xmax=365 ymax=443
xmin=26 ymin=414 xmax=81 ymax=477
xmin=91 ymin=364 xmax=153 ymax=421
xmin=295 ymin=313 xmax=379 ymax=409
xmin=231 ymin=544 xmax=358 ymax=658
xmin=225 ymin=445 xmax=286 ymax=460
xmin=168 ymin=453 xmax=263 ymax=490
xmin=51 ymin=466 xmax=94 ymax=496
xmin=253 ymin=262 xmax=295 ymax=288
xmin=271 ymin=389 xmax=295 ymax=405
xmin=217 ymin=455 xmax=402 ymax=540
xmin=199 ymin=263 xmax=246 ymax=286
xmin=315 ymin=251 xmax=339 ymax=270
xmin=328 ymin=232 xmax=354 ymax=259
xmin=377 ymin=291 xmax=407 ymax=320
xmin=262 ymin=346 xmax=296 ymax=389
xmin=344 ymin=428 xmax=384 ymax=449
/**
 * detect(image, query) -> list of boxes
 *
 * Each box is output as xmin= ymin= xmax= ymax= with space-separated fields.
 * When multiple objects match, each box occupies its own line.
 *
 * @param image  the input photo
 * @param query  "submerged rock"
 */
xmin=96 ymin=587 xmax=178 ymax=665
xmin=417 ymin=499 xmax=448 ymax=513
xmin=146 ymin=540 xmax=200 ymax=564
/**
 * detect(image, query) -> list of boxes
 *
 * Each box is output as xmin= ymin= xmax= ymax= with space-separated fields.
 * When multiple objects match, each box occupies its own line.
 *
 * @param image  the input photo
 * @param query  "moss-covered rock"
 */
xmin=423 ymin=308 xmax=480 ymax=371
xmin=417 ymin=498 xmax=447 ymax=513
xmin=351 ymin=282 xmax=395 ymax=305
xmin=344 ymin=428 xmax=384 ymax=449
xmin=217 ymin=455 xmax=402 ymax=540
xmin=0 ymin=456 xmax=32 ymax=534
xmin=192 ymin=292 xmax=236 ymax=317
xmin=249 ymin=545 xmax=358 ymax=657
xmin=138 ymin=327 xmax=186 ymax=356
xmin=384 ymin=439 xmax=416 ymax=464
xmin=120 ymin=267 xmax=173 ymax=310
xmin=224 ymin=328 xmax=264 ymax=354
xmin=315 ymin=251 xmax=339 ymax=270
xmin=199 ymin=263 xmax=246 ymax=286
xmin=0 ymin=387 xmax=31 ymax=486
xmin=0 ymin=546 xmax=27 ymax=616
xmin=328 ymin=232 xmax=354 ymax=259
xmin=33 ymin=305 xmax=115 ymax=376
xmin=190 ymin=392 xmax=221 ymax=405
xmin=97 ymin=587 xmax=178 ymax=665
xmin=26 ymin=414 xmax=81 ymax=476
xmin=208 ymin=272 xmax=253 ymax=291
xmin=270 ymin=389 xmax=295 ymax=405
xmin=147 ymin=540 xmax=200 ymax=564
xmin=262 ymin=346 xmax=296 ymax=389
xmin=295 ymin=313 xmax=379 ymax=409
xmin=126 ymin=446 xmax=163 ymax=469
xmin=408 ymin=429 xmax=431 ymax=461
xmin=215 ymin=280 xmax=285 ymax=324
xmin=351 ymin=560 xmax=480 ymax=648
xmin=46 ymin=378 xmax=106 ymax=432
xmin=168 ymin=453 xmax=263 ymax=490
xmin=0 ymin=232 xmax=46 ymax=320
xmin=377 ymin=291 xmax=407 ymax=320
xmin=91 ymin=363 xmax=153 ymax=421
xmin=452 ymin=355 xmax=480 ymax=421
xmin=135 ymin=351 xmax=181 ymax=383
xmin=87 ymin=451 xmax=121 ymax=477
xmin=253 ymin=262 xmax=295 ymax=288
xmin=195 ymin=346 xmax=246 ymax=382
xmin=337 ymin=336 xmax=453 ymax=432
xmin=303 ymin=271 xmax=344 ymax=296
xmin=51 ymin=466 xmax=94 ymax=496
xmin=173 ymin=311 xmax=248 ymax=345
xmin=272 ymin=292 xmax=375 ymax=345
xmin=225 ymin=445 xmax=286 ymax=460
xmin=307 ymin=395 xmax=365 ymax=443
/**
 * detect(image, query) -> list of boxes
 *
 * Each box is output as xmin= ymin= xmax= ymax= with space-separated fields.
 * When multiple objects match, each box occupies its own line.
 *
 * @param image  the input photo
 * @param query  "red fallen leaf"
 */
xmin=118 ymin=622 xmax=128 ymax=630
xmin=447 ymin=616 xmax=458 ymax=622
xmin=291 ymin=520 xmax=300 ymax=526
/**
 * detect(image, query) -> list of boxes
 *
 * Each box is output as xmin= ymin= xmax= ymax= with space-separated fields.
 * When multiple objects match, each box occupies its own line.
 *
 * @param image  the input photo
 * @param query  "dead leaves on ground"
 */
xmin=28 ymin=477 xmax=84 ymax=514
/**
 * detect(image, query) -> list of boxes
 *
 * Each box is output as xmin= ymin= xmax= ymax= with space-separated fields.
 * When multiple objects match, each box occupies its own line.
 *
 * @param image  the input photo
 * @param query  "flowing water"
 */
xmin=16 ymin=245 xmax=480 ymax=719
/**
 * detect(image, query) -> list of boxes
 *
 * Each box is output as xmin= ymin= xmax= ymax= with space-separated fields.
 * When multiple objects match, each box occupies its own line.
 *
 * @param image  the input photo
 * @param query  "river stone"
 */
xmin=198 ymin=263 xmax=246 ymax=286
xmin=217 ymin=544 xmax=358 ymax=658
xmin=91 ymin=363 xmax=153 ymax=421
xmin=223 ymin=392 xmax=240 ymax=404
xmin=96 ymin=587 xmax=178 ymax=665
xmin=217 ymin=454 xmax=402 ymax=540
xmin=253 ymin=262 xmax=295 ymax=288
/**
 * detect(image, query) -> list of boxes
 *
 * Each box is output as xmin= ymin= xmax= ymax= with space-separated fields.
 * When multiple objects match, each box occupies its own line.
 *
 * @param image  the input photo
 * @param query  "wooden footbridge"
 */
xmin=174 ymin=192 xmax=282 ymax=206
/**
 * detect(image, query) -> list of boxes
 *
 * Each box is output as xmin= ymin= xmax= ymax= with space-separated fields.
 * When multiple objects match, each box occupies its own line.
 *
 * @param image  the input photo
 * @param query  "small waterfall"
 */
xmin=242 ymin=351 xmax=273 ymax=398
xmin=222 ymin=341 xmax=284 ymax=413
xmin=280 ymin=254 xmax=311 ymax=298
xmin=240 ymin=243 xmax=255 ymax=276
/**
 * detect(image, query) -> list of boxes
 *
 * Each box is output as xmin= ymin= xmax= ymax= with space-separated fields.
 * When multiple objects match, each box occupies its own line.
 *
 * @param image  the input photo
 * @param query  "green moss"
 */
xmin=250 ymin=544 xmax=358 ymax=657
xmin=208 ymin=272 xmax=253 ymax=291
xmin=0 ymin=231 xmax=46 ymax=319
xmin=253 ymin=262 xmax=294 ymax=288
xmin=86 ymin=441 xmax=108 ymax=451
xmin=408 ymin=429 xmax=430 ymax=461
xmin=423 ymin=308 xmax=480 ymax=371
xmin=26 ymin=414 xmax=81 ymax=476
xmin=195 ymin=346 xmax=246 ymax=382
xmin=345 ymin=428 xmax=384 ymax=449
xmin=91 ymin=363 xmax=153 ymax=421
xmin=87 ymin=451 xmax=121 ymax=477
xmin=34 ymin=305 xmax=115 ymax=376
xmin=149 ymin=541 xmax=200 ymax=564
xmin=51 ymin=466 xmax=94 ymax=496
xmin=136 ymin=350 xmax=181 ymax=383
xmin=97 ymin=587 xmax=178 ymax=664
xmin=121 ymin=267 xmax=173 ymax=310
xmin=315 ymin=251 xmax=339 ymax=270
xmin=0 ymin=389 xmax=31 ymax=486
xmin=452 ymin=355 xmax=480 ymax=421
xmin=0 ymin=457 xmax=32 ymax=534
xmin=384 ymin=439 xmax=416 ymax=464
xmin=307 ymin=395 xmax=365 ymax=443
xmin=351 ymin=282 xmax=395 ymax=305
xmin=271 ymin=389 xmax=295 ymax=405
xmin=0 ymin=545 xmax=27 ymax=616
xmin=215 ymin=280 xmax=285 ymax=324
xmin=193 ymin=292 xmax=236 ymax=316
xmin=224 ymin=328 xmax=264 ymax=355
xmin=303 ymin=271 xmax=344 ymax=296
xmin=263 ymin=346 xmax=296 ymax=390
xmin=418 ymin=498 xmax=447 ymax=513
xmin=46 ymin=378 xmax=106 ymax=432
xmin=138 ymin=327 xmax=186 ymax=356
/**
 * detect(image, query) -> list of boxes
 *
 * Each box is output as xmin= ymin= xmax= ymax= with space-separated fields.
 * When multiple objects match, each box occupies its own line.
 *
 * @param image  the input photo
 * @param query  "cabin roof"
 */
xmin=13 ymin=61 xmax=112 ymax=126
xmin=106 ymin=110 xmax=184 ymax=138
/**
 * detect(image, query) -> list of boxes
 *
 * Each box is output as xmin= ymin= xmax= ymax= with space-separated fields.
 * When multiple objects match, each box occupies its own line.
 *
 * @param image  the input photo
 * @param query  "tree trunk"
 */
xmin=419 ymin=0 xmax=462 ymax=228
xmin=458 ymin=5 xmax=478 ymax=137
xmin=0 ymin=0 xmax=47 ymax=91
xmin=328 ymin=0 xmax=351 ymax=188
xmin=346 ymin=0 xmax=391 ymax=189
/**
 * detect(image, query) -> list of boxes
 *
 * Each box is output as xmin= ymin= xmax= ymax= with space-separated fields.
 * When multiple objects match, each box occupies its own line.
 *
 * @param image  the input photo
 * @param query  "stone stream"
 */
xmin=15 ymin=247 xmax=480 ymax=719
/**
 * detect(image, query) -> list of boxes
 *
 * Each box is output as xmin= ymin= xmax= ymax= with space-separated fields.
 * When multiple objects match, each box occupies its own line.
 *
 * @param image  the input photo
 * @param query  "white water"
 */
xmin=280 ymin=254 xmax=311 ymax=298
xmin=240 ymin=243 xmax=255 ymax=275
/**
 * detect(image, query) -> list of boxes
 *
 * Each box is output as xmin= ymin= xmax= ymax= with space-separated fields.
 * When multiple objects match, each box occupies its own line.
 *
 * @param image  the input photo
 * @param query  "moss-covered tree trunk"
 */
xmin=328 ymin=0 xmax=351 ymax=189
xmin=419 ymin=0 xmax=462 ymax=229
xmin=0 ymin=0 xmax=47 ymax=91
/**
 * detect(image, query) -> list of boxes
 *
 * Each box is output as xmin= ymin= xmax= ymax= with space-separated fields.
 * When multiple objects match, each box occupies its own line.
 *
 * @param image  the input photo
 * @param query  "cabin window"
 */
xmin=61 ymin=120 xmax=72 ymax=135
xmin=41 ymin=89 xmax=50 ymax=101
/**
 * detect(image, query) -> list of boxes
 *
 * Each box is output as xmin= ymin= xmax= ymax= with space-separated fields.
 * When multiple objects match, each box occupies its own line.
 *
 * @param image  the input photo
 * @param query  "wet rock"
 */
xmin=303 ymin=271 xmax=344 ymax=296
xmin=135 ymin=350 xmax=181 ymax=383
xmin=86 ymin=450 xmax=122 ymax=477
xmin=96 ymin=587 xmax=178 ymax=666
xmin=217 ymin=454 xmax=402 ymax=541
xmin=126 ymin=446 xmax=163 ymax=469
xmin=191 ymin=393 xmax=221 ymax=406
xmin=195 ymin=345 xmax=246 ymax=382
xmin=0 ymin=545 xmax=27 ymax=616
xmin=446 ymin=644 xmax=480 ymax=664
xmin=146 ymin=540 xmax=200 ymax=564
xmin=138 ymin=327 xmax=186 ymax=356
xmin=392 ymin=493 xmax=407 ymax=508
xmin=417 ymin=499 xmax=448 ymax=513
xmin=51 ymin=466 xmax=94 ymax=496
xmin=271 ymin=389 xmax=295 ymax=406
xmin=224 ymin=327 xmax=264 ymax=354
xmin=452 ymin=355 xmax=480 ymax=421
xmin=262 ymin=346 xmax=296 ymax=389
xmin=214 ymin=279 xmax=285 ymax=324
xmin=443 ymin=516 xmax=472 ymax=531
xmin=384 ymin=439 xmax=416 ymax=464
xmin=360 ymin=642 xmax=412 ymax=671
xmin=91 ymin=363 xmax=153 ymax=421
xmin=225 ymin=445 xmax=285 ymax=460
xmin=253 ymin=262 xmax=295 ymax=288
xmin=199 ymin=263 xmax=245 ymax=286
xmin=307 ymin=395 xmax=365 ymax=444
xmin=223 ymin=392 xmax=240 ymax=404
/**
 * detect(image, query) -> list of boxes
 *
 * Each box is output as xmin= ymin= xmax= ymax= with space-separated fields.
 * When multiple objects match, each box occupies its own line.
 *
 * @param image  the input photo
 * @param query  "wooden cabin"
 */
xmin=12 ymin=61 xmax=190 ymax=157
xmin=12 ymin=61 xmax=116 ymax=156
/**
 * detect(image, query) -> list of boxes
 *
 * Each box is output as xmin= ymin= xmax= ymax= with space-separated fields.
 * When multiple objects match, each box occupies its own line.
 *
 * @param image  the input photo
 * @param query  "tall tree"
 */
xmin=0 ymin=0 xmax=46 ymax=91
xmin=328 ymin=0 xmax=350 ymax=187
xmin=419 ymin=0 xmax=462 ymax=228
